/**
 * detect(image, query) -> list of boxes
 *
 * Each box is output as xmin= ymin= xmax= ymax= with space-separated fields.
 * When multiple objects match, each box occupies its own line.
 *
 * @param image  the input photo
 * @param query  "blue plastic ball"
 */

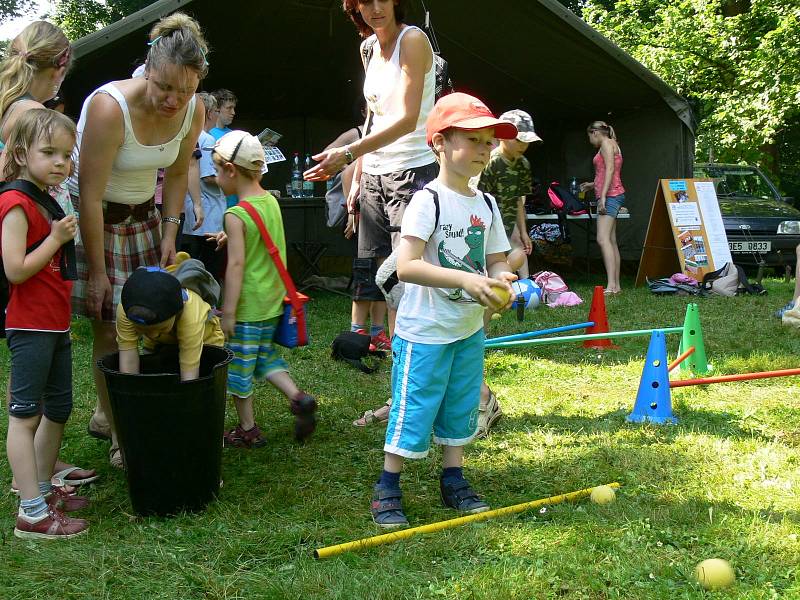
xmin=511 ymin=278 xmax=542 ymax=309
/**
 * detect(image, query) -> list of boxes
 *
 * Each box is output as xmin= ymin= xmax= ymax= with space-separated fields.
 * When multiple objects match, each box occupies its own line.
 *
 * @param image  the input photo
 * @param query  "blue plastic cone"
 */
xmin=627 ymin=330 xmax=676 ymax=425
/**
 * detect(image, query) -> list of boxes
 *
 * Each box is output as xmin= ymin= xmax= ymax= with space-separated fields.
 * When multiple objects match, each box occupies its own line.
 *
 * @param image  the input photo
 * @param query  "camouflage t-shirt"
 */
xmin=478 ymin=149 xmax=532 ymax=234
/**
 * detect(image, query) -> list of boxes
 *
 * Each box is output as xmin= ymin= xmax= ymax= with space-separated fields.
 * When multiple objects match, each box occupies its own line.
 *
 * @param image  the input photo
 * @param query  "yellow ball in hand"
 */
xmin=694 ymin=559 xmax=735 ymax=590
xmin=489 ymin=285 xmax=511 ymax=309
xmin=490 ymin=312 xmax=502 ymax=320
xmin=590 ymin=485 xmax=616 ymax=505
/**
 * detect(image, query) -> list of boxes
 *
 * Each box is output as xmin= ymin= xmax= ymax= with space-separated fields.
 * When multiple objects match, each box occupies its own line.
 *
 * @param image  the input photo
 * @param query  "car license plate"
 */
xmin=728 ymin=241 xmax=771 ymax=253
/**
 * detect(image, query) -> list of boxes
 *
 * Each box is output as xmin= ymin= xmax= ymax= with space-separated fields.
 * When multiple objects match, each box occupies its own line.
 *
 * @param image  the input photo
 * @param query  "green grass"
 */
xmin=1 ymin=275 xmax=800 ymax=599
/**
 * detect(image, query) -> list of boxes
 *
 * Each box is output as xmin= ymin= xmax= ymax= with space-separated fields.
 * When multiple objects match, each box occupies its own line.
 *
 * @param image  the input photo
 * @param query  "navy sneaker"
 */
xmin=440 ymin=477 xmax=490 ymax=514
xmin=371 ymin=483 xmax=408 ymax=529
xmin=775 ymin=300 xmax=795 ymax=318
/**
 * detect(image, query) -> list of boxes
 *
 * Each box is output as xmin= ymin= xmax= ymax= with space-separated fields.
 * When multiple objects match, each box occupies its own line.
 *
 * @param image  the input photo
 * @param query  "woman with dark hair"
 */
xmin=580 ymin=120 xmax=625 ymax=295
xmin=69 ymin=13 xmax=207 ymax=467
xmin=306 ymin=0 xmax=438 ymax=426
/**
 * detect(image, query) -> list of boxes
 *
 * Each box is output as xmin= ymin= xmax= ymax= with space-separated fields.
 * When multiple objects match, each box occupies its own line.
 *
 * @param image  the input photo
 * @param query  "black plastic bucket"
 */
xmin=98 ymin=346 xmax=233 ymax=516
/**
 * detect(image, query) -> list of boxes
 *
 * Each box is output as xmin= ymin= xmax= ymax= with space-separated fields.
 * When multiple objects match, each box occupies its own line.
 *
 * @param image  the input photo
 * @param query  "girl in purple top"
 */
xmin=581 ymin=120 xmax=625 ymax=295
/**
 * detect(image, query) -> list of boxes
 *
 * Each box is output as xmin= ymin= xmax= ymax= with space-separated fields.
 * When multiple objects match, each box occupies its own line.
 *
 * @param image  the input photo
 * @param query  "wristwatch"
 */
xmin=162 ymin=216 xmax=181 ymax=226
xmin=344 ymin=146 xmax=355 ymax=165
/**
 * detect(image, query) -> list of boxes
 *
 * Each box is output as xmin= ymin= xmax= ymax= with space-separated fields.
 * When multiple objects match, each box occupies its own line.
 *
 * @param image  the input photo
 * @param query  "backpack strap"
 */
xmin=238 ymin=201 xmax=307 ymax=346
xmin=0 ymin=179 xmax=77 ymax=280
xmin=360 ymin=38 xmax=377 ymax=138
xmin=424 ymin=186 xmax=493 ymax=233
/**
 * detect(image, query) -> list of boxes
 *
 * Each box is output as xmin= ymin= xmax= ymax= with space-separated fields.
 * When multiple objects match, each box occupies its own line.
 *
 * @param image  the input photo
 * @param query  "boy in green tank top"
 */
xmin=210 ymin=131 xmax=317 ymax=447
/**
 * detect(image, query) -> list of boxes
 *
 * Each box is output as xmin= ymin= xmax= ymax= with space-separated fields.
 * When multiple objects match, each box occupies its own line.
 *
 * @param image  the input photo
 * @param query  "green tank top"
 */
xmin=225 ymin=192 xmax=287 ymax=322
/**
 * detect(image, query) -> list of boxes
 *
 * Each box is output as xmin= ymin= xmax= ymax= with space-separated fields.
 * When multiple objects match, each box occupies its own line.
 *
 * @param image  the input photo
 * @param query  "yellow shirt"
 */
xmin=116 ymin=289 xmax=224 ymax=373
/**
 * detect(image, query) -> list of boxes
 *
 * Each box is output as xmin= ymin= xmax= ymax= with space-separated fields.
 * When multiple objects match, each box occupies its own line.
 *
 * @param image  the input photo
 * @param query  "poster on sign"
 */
xmin=635 ymin=179 xmax=731 ymax=286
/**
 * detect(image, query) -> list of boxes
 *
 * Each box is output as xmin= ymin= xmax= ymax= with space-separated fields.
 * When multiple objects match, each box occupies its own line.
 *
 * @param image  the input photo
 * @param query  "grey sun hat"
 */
xmin=499 ymin=109 xmax=542 ymax=143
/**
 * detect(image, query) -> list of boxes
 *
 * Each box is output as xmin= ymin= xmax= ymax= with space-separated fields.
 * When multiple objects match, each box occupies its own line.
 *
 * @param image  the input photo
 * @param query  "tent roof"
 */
xmin=67 ymin=0 xmax=692 ymax=131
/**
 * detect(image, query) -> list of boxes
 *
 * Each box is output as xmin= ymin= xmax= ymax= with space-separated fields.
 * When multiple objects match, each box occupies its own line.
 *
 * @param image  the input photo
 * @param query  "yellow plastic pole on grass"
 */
xmin=314 ymin=482 xmax=621 ymax=559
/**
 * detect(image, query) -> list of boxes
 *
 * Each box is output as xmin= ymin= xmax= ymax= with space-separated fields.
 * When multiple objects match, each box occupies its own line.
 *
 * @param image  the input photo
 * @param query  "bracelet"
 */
xmin=162 ymin=216 xmax=181 ymax=226
xmin=344 ymin=146 xmax=355 ymax=165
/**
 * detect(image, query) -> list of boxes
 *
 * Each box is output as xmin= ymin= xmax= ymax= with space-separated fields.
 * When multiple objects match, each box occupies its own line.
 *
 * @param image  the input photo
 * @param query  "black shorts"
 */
xmin=351 ymin=257 xmax=384 ymax=302
xmin=7 ymin=330 xmax=73 ymax=424
xmin=357 ymin=162 xmax=439 ymax=258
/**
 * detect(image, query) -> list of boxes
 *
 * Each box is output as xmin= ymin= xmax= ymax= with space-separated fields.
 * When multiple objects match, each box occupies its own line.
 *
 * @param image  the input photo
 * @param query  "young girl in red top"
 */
xmin=0 ymin=108 xmax=89 ymax=539
xmin=581 ymin=121 xmax=626 ymax=295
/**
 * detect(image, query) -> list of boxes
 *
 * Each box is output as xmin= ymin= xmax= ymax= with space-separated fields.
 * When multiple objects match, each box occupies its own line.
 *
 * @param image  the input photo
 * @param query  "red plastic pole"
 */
xmin=670 ymin=368 xmax=800 ymax=388
xmin=668 ymin=346 xmax=696 ymax=372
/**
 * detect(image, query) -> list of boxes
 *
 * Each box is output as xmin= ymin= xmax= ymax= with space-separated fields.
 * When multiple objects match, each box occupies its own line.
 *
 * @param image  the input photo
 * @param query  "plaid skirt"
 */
xmin=72 ymin=206 xmax=162 ymax=322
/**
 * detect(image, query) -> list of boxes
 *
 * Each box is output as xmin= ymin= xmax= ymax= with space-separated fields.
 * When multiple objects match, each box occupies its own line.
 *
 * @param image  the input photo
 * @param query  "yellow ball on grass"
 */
xmin=589 ymin=485 xmax=616 ymax=505
xmin=694 ymin=558 xmax=735 ymax=590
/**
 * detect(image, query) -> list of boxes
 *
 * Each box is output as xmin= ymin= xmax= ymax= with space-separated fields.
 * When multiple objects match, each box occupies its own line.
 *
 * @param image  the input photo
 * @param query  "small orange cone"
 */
xmin=583 ymin=286 xmax=618 ymax=349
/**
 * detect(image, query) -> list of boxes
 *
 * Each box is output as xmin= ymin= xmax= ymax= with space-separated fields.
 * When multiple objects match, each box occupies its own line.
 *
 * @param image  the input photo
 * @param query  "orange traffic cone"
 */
xmin=583 ymin=286 xmax=618 ymax=349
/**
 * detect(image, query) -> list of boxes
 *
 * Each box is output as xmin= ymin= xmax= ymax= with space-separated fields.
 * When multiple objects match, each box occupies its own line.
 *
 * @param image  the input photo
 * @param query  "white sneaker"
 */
xmin=476 ymin=389 xmax=502 ymax=438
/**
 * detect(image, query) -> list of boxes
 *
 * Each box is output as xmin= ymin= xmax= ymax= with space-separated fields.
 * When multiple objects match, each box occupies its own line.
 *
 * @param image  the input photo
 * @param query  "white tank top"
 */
xmin=68 ymin=82 xmax=197 ymax=205
xmin=361 ymin=25 xmax=436 ymax=175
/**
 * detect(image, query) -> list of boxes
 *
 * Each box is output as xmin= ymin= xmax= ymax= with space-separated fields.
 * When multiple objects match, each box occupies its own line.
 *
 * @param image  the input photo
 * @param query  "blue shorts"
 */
xmin=226 ymin=318 xmax=288 ymax=398
xmin=604 ymin=194 xmax=625 ymax=218
xmin=384 ymin=329 xmax=484 ymax=458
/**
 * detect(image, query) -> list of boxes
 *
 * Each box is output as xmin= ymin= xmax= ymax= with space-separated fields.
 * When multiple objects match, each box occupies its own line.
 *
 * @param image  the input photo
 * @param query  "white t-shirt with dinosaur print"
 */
xmin=394 ymin=180 xmax=510 ymax=344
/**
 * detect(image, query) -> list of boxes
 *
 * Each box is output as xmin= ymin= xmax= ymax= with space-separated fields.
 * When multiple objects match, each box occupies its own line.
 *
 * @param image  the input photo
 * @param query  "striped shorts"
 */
xmin=226 ymin=318 xmax=289 ymax=399
xmin=71 ymin=201 xmax=161 ymax=323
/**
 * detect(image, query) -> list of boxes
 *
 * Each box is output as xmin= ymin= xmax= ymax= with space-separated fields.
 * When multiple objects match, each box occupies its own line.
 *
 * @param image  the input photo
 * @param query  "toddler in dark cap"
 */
xmin=110 ymin=266 xmax=225 ymax=467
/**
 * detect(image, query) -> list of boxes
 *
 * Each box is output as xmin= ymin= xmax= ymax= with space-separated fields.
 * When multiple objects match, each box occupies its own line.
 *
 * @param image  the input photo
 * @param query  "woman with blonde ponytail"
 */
xmin=0 ymin=22 xmax=101 ymax=493
xmin=580 ymin=120 xmax=626 ymax=295
xmin=0 ymin=21 xmax=71 ymax=150
xmin=68 ymin=12 xmax=207 ymax=468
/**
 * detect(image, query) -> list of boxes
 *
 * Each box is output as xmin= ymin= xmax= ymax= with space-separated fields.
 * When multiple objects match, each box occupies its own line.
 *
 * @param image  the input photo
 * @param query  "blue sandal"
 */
xmin=440 ymin=477 xmax=490 ymax=514
xmin=371 ymin=483 xmax=409 ymax=529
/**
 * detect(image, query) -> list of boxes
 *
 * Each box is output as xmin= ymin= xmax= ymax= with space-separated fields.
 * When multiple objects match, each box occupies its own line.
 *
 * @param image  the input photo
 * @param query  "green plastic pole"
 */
xmin=485 ymin=327 xmax=684 ymax=349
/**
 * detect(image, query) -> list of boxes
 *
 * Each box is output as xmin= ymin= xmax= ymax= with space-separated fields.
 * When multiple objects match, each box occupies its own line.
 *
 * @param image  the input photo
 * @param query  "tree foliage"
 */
xmin=582 ymin=0 xmax=800 ymax=192
xmin=52 ymin=0 xmax=157 ymax=41
xmin=0 ymin=0 xmax=36 ymax=25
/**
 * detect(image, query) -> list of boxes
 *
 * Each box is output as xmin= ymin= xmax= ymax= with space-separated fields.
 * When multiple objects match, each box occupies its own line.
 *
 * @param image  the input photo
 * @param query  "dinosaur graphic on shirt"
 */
xmin=437 ymin=214 xmax=487 ymax=273
xmin=437 ymin=214 xmax=487 ymax=302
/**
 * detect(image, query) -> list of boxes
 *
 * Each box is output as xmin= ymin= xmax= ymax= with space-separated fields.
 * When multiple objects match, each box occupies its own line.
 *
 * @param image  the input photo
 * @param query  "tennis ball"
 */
xmin=694 ymin=559 xmax=735 ymax=590
xmin=490 ymin=312 xmax=502 ymax=320
xmin=489 ymin=285 xmax=511 ymax=309
xmin=590 ymin=485 xmax=616 ymax=505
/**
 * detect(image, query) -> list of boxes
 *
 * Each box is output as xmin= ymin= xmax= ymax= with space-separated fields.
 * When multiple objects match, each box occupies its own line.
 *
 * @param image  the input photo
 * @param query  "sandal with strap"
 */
xmin=109 ymin=445 xmax=124 ymax=470
xmin=440 ymin=477 xmax=490 ymax=514
xmin=52 ymin=466 xmax=100 ymax=487
xmin=371 ymin=483 xmax=408 ymax=529
xmin=353 ymin=399 xmax=391 ymax=427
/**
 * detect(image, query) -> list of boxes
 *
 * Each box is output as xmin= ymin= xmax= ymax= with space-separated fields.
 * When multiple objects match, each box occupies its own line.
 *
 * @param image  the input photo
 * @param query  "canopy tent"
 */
xmin=63 ymin=0 xmax=694 ymax=262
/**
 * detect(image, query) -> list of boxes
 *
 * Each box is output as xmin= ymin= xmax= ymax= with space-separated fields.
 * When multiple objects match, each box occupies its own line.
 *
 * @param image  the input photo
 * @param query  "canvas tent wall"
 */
xmin=63 ymin=0 xmax=694 ymax=263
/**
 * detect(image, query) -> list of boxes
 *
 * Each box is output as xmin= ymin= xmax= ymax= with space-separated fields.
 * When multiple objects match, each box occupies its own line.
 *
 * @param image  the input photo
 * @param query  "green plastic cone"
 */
xmin=680 ymin=303 xmax=710 ymax=375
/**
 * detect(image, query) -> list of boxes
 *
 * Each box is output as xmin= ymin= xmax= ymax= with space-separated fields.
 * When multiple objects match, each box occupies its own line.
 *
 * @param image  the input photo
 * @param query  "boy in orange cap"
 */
xmin=370 ymin=93 xmax=518 ymax=528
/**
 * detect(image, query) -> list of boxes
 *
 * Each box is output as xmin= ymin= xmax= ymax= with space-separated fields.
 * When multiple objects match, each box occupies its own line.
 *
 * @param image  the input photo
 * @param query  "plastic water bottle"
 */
xmin=569 ymin=177 xmax=579 ymax=199
xmin=303 ymin=154 xmax=314 ymax=198
xmin=291 ymin=153 xmax=302 ymax=198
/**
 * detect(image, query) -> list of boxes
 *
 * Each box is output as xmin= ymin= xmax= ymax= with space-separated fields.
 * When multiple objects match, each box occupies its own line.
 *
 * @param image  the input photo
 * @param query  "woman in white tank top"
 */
xmin=307 ymin=0 xmax=439 ymax=427
xmin=305 ymin=1 xmax=437 ymax=252
xmin=74 ymin=13 xmax=207 ymax=468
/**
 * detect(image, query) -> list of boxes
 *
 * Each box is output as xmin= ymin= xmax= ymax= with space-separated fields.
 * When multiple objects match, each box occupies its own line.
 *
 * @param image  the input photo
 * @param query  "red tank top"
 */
xmin=593 ymin=150 xmax=625 ymax=198
xmin=0 ymin=189 xmax=72 ymax=332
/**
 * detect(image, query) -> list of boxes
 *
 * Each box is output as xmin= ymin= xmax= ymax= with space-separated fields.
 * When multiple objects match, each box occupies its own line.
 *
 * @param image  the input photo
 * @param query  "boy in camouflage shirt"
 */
xmin=478 ymin=109 xmax=541 ymax=278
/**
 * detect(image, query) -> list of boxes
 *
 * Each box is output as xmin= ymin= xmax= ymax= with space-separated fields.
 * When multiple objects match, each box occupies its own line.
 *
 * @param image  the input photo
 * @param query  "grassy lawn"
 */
xmin=1 ymin=274 xmax=799 ymax=599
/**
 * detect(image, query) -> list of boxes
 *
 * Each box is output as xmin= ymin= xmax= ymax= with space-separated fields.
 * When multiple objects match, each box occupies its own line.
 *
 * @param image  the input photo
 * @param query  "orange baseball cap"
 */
xmin=426 ymin=92 xmax=518 ymax=145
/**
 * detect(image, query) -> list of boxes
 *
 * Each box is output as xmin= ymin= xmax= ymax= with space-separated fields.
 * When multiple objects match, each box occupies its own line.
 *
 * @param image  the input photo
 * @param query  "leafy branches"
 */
xmin=52 ymin=0 xmax=157 ymax=40
xmin=582 ymin=0 xmax=800 ymax=175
